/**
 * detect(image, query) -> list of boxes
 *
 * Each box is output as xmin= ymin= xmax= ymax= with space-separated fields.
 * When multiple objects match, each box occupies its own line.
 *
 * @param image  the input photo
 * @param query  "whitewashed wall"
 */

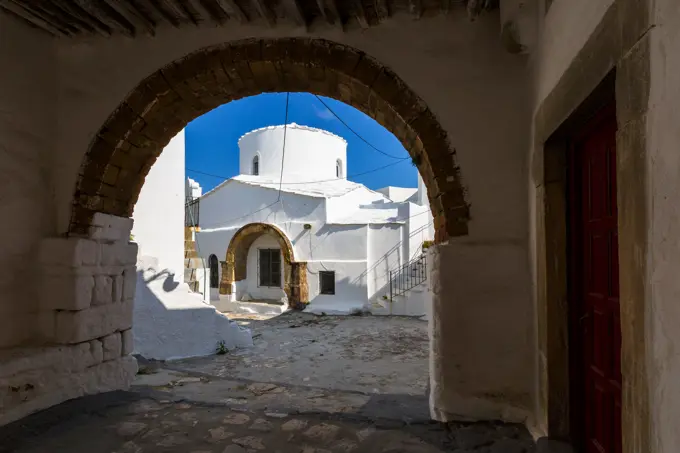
xmin=325 ymin=186 xmax=389 ymax=223
xmin=305 ymin=261 xmax=368 ymax=314
xmin=0 ymin=14 xmax=55 ymax=348
xmin=376 ymin=186 xmax=418 ymax=202
xmin=132 ymin=130 xmax=186 ymax=280
xmin=238 ymin=124 xmax=347 ymax=182
xmin=367 ymin=224 xmax=404 ymax=301
xmin=405 ymin=202 xmax=433 ymax=261
xmin=200 ymin=182 xmax=326 ymax=230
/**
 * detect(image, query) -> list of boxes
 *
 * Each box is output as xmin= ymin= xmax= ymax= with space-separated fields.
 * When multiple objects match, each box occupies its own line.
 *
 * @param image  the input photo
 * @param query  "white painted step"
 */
xmin=219 ymin=300 xmax=288 ymax=316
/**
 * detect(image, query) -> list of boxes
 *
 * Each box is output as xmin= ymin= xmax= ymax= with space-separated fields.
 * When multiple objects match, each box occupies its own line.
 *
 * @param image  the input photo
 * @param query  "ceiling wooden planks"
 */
xmin=0 ymin=0 xmax=498 ymax=37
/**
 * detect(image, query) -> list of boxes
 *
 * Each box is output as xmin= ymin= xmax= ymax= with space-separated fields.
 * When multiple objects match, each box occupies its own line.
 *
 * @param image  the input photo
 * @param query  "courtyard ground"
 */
xmin=0 ymin=313 xmax=535 ymax=452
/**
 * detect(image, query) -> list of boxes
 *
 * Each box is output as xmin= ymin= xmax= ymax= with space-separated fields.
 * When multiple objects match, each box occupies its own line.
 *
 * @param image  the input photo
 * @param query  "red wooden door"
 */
xmin=569 ymin=107 xmax=622 ymax=453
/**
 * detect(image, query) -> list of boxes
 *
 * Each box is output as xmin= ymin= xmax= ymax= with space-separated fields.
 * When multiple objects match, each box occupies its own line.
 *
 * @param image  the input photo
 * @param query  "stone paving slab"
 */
xmin=172 ymin=313 xmax=430 ymax=397
xmin=0 ymin=314 xmax=535 ymax=452
xmin=0 ymin=393 xmax=535 ymax=453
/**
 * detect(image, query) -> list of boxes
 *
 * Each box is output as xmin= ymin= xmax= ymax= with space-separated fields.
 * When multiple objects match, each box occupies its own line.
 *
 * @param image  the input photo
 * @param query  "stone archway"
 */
xmin=69 ymin=37 xmax=469 ymax=243
xmin=219 ymin=222 xmax=308 ymax=309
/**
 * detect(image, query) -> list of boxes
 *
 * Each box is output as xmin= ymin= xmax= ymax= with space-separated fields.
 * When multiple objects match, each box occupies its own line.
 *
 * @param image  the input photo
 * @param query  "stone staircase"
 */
xmin=184 ymin=227 xmax=202 ymax=292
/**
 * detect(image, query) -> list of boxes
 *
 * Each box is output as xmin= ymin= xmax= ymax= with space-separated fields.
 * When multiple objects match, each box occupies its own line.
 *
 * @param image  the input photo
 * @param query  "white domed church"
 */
xmin=194 ymin=123 xmax=434 ymax=315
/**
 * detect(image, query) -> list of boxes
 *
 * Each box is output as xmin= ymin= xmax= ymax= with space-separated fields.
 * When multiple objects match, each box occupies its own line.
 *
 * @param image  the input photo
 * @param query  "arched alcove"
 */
xmin=208 ymin=254 xmax=220 ymax=288
xmin=219 ymin=222 xmax=307 ymax=308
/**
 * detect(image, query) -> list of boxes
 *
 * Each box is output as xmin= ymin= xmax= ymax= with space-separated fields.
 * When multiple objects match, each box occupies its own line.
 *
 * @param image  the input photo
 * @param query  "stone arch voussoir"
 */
xmin=70 ymin=37 xmax=469 ymax=243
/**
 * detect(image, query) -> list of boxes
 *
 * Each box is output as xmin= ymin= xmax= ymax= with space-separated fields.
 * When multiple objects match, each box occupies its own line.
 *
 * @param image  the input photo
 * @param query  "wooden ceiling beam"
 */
xmin=73 ymin=0 xmax=134 ymax=36
xmin=282 ymin=0 xmax=307 ymax=28
xmin=214 ymin=0 xmax=248 ymax=23
xmin=187 ymin=0 xmax=220 ymax=23
xmin=316 ymin=0 xmax=343 ymax=28
xmin=250 ymin=0 xmax=276 ymax=27
xmin=408 ymin=0 xmax=423 ymax=19
xmin=0 ymin=1 xmax=69 ymax=36
xmin=161 ymin=0 xmax=198 ymax=25
xmin=33 ymin=0 xmax=90 ymax=34
xmin=101 ymin=0 xmax=156 ymax=35
xmin=351 ymin=0 xmax=368 ymax=28
xmin=374 ymin=0 xmax=389 ymax=22
xmin=52 ymin=1 xmax=112 ymax=36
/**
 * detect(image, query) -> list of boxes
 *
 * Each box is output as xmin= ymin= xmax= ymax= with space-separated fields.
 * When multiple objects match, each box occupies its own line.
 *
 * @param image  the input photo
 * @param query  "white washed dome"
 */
xmin=238 ymin=123 xmax=347 ymax=183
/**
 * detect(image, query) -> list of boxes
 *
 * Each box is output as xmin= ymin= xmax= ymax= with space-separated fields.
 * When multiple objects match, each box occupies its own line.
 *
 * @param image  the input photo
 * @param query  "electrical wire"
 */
xmin=277 ymin=92 xmax=290 ymax=201
xmin=312 ymin=94 xmax=409 ymax=160
xmin=186 ymin=158 xmax=410 ymax=186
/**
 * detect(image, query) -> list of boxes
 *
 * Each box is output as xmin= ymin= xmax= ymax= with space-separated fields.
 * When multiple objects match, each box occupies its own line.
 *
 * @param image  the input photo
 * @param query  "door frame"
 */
xmin=534 ymin=1 xmax=653 ymax=451
xmin=541 ymin=72 xmax=617 ymax=443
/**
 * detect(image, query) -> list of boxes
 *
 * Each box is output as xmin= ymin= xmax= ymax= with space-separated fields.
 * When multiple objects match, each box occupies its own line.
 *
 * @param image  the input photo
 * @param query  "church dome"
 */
xmin=238 ymin=123 xmax=347 ymax=183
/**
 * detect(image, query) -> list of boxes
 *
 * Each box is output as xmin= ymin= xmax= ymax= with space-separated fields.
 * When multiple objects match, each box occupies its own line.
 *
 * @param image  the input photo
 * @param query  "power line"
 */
xmin=277 ymin=92 xmax=290 ymax=201
xmin=186 ymin=158 xmax=410 ymax=186
xmin=313 ymin=94 xmax=409 ymax=161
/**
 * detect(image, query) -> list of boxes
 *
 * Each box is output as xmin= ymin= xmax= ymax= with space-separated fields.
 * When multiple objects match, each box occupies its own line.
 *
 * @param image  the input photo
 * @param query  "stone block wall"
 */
xmin=0 ymin=213 xmax=139 ymax=426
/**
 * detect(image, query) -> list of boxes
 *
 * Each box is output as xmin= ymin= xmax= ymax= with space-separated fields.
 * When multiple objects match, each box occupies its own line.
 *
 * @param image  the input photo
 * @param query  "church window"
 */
xmin=209 ymin=254 xmax=219 ymax=288
xmin=259 ymin=249 xmax=281 ymax=287
xmin=319 ymin=271 xmax=336 ymax=295
xmin=252 ymin=155 xmax=259 ymax=175
xmin=336 ymin=159 xmax=343 ymax=178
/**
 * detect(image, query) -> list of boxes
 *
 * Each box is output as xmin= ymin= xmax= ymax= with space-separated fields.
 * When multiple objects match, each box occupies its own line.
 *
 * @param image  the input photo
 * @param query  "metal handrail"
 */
xmin=389 ymin=254 xmax=427 ymax=301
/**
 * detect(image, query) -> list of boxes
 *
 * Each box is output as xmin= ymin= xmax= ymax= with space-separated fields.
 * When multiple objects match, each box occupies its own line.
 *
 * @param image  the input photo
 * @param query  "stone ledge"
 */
xmin=0 ymin=356 xmax=137 ymax=427
xmin=0 ymin=342 xmax=103 ymax=379
xmin=39 ymin=238 xmax=98 ymax=267
xmin=54 ymin=300 xmax=134 ymax=344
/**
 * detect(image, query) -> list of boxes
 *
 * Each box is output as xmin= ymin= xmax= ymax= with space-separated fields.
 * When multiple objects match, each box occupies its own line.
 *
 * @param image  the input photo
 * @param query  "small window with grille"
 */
xmin=319 ymin=271 xmax=335 ymax=295
xmin=252 ymin=155 xmax=259 ymax=175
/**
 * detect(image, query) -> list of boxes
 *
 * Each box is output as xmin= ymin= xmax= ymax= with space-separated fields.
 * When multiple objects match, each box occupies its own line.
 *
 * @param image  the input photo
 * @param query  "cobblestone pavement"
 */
xmin=0 ymin=314 xmax=535 ymax=452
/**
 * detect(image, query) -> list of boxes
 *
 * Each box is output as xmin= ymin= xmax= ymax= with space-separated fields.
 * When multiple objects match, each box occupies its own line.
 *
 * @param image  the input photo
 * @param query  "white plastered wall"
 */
xmin=132 ymin=129 xmax=186 ymax=280
xmin=238 ymin=124 xmax=347 ymax=181
xmin=646 ymin=0 xmax=680 ymax=450
xmin=0 ymin=14 xmax=55 ymax=348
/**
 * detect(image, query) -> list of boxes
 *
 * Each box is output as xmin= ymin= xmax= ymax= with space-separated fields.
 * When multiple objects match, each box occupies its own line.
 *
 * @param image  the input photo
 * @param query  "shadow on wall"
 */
xmin=133 ymin=256 xmax=252 ymax=361
xmin=143 ymin=269 xmax=180 ymax=293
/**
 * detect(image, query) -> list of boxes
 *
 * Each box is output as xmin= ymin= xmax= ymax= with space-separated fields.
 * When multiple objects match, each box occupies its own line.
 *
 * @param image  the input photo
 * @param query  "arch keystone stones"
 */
xmin=71 ymin=38 xmax=469 ymax=243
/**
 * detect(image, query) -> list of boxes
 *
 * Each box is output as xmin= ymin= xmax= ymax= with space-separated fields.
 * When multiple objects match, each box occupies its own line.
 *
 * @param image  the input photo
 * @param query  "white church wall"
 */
xmin=305 ymin=261 xmax=369 ymax=315
xmin=325 ymin=186 xmax=389 ymax=223
xmin=238 ymin=124 xmax=347 ymax=182
xmin=199 ymin=181 xmax=326 ymax=230
xmin=406 ymin=202 xmax=434 ymax=261
xmin=367 ymin=224 xmax=405 ymax=301
xmin=244 ymin=234 xmax=287 ymax=301
xmin=197 ymin=213 xmax=374 ymax=312
xmin=131 ymin=129 xmax=185 ymax=280
xmin=376 ymin=186 xmax=418 ymax=203
xmin=300 ymin=224 xmax=367 ymax=261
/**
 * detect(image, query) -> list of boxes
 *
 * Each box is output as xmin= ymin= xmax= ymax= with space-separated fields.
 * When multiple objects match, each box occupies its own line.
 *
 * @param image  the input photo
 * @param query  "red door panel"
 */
xmin=570 ymin=107 xmax=621 ymax=453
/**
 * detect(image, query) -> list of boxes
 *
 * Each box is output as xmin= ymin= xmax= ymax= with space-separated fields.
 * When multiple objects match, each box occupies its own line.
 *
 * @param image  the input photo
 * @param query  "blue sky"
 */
xmin=185 ymin=93 xmax=417 ymax=193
